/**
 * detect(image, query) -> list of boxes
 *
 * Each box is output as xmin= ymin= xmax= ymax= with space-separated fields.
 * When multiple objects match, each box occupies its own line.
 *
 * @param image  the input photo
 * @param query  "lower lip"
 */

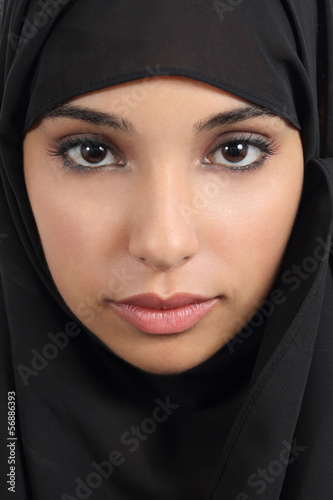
xmin=111 ymin=298 xmax=219 ymax=334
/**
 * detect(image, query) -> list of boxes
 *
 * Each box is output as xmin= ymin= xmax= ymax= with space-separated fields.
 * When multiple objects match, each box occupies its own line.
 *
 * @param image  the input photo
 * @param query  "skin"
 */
xmin=23 ymin=76 xmax=304 ymax=374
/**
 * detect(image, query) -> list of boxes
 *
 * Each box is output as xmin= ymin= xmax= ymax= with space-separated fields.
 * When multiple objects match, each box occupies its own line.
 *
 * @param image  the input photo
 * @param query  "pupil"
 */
xmin=224 ymin=142 xmax=248 ymax=163
xmin=81 ymin=142 xmax=107 ymax=164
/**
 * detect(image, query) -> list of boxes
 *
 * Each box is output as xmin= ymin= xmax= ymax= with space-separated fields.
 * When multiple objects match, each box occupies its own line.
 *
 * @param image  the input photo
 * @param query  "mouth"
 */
xmin=109 ymin=293 xmax=221 ymax=334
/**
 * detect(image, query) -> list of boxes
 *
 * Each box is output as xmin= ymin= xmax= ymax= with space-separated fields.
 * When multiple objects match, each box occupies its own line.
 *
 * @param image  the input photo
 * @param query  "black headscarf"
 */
xmin=1 ymin=1 xmax=333 ymax=499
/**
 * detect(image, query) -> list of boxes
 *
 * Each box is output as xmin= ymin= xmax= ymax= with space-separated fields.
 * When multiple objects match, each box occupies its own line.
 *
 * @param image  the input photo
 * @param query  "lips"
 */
xmin=110 ymin=293 xmax=220 ymax=334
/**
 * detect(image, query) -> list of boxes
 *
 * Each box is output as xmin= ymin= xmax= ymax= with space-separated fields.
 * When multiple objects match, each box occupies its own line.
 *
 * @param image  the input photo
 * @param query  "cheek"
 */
xmin=24 ymin=168 xmax=132 ymax=304
xmin=207 ymin=156 xmax=303 ymax=308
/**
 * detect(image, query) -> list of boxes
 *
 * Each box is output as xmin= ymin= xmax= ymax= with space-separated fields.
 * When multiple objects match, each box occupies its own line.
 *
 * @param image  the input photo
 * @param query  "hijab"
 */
xmin=1 ymin=1 xmax=333 ymax=498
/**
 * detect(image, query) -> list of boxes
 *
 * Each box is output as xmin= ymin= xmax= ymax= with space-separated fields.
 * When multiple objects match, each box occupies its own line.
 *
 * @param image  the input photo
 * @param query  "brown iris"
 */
xmin=222 ymin=142 xmax=249 ymax=163
xmin=81 ymin=142 xmax=107 ymax=164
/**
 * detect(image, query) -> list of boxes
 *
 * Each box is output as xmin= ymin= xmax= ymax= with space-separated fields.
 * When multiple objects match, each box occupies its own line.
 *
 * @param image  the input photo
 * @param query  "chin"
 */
xmin=134 ymin=361 xmax=197 ymax=375
xmin=87 ymin=314 xmax=229 ymax=375
xmin=115 ymin=344 xmax=213 ymax=375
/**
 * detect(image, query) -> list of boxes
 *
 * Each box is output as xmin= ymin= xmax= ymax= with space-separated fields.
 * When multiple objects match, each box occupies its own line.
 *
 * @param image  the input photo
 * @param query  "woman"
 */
xmin=0 ymin=0 xmax=332 ymax=498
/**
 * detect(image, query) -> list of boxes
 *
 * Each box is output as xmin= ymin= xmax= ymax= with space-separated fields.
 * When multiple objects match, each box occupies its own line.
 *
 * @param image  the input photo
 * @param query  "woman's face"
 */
xmin=23 ymin=77 xmax=303 ymax=373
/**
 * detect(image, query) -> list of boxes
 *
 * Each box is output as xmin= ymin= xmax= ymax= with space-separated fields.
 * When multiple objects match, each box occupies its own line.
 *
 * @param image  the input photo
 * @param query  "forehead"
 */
xmin=40 ymin=76 xmax=281 ymax=135
xmin=66 ymin=76 xmax=247 ymax=111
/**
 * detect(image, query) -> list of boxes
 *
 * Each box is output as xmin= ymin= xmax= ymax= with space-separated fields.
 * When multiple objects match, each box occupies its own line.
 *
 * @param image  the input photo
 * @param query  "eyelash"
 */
xmin=48 ymin=133 xmax=277 ymax=174
xmin=203 ymin=134 xmax=277 ymax=173
xmin=48 ymin=135 xmax=125 ymax=172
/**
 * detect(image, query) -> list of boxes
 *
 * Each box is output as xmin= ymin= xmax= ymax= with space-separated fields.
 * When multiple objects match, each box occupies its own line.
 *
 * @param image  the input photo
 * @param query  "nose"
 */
xmin=128 ymin=173 xmax=199 ymax=271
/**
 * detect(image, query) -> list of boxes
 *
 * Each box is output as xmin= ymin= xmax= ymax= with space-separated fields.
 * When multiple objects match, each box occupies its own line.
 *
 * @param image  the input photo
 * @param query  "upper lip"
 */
xmin=114 ymin=293 xmax=217 ymax=310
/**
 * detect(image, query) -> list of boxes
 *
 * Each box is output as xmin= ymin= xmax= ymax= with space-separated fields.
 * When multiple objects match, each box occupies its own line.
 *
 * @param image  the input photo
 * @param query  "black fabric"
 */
xmin=1 ymin=1 xmax=333 ymax=499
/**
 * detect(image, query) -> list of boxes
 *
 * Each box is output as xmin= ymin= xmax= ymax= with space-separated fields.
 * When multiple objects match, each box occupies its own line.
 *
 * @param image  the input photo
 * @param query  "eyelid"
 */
xmin=202 ymin=131 xmax=277 ymax=172
xmin=206 ymin=129 xmax=272 ymax=152
xmin=48 ymin=132 xmax=128 ymax=170
xmin=57 ymin=132 xmax=124 ymax=154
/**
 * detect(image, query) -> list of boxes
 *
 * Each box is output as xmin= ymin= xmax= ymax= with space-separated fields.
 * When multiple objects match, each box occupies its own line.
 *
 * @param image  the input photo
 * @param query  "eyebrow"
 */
xmin=194 ymin=106 xmax=277 ymax=133
xmin=42 ymin=103 xmax=277 ymax=134
xmin=42 ymin=104 xmax=136 ymax=132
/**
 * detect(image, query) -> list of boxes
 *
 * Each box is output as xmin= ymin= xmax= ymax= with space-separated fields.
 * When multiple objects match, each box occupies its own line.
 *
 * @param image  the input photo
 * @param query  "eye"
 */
xmin=48 ymin=136 xmax=126 ymax=171
xmin=204 ymin=135 xmax=275 ymax=171
xmin=214 ymin=141 xmax=261 ymax=166
xmin=66 ymin=139 xmax=124 ymax=168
